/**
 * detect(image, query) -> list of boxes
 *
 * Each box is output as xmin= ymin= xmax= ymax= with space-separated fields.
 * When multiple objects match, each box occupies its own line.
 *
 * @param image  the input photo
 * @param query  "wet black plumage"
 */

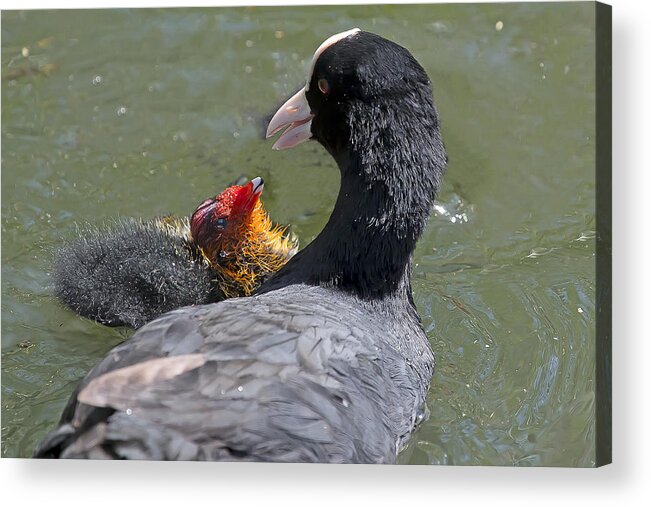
xmin=35 ymin=30 xmax=447 ymax=463
xmin=53 ymin=218 xmax=218 ymax=329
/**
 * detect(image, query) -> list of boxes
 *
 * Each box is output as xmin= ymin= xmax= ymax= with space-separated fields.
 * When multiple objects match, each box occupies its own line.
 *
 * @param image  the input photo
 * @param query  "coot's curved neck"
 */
xmin=262 ymin=93 xmax=445 ymax=299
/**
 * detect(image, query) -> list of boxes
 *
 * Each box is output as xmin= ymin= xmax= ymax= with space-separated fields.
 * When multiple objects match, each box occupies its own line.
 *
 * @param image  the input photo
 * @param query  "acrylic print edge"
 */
xmin=595 ymin=0 xmax=612 ymax=467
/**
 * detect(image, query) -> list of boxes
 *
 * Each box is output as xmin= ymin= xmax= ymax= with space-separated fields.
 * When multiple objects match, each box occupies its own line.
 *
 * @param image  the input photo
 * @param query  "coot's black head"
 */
xmin=266 ymin=29 xmax=440 ymax=161
xmin=308 ymin=31 xmax=434 ymax=154
xmin=263 ymin=30 xmax=447 ymax=298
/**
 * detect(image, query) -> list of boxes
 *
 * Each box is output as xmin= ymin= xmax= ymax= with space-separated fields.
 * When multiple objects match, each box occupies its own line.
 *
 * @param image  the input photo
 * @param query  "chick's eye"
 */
xmin=215 ymin=217 xmax=227 ymax=229
xmin=317 ymin=78 xmax=330 ymax=95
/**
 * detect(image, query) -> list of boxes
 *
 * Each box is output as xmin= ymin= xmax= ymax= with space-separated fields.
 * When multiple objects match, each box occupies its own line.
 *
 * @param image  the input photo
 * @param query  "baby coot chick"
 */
xmin=54 ymin=177 xmax=297 ymax=328
xmin=35 ymin=29 xmax=447 ymax=462
xmin=190 ymin=178 xmax=297 ymax=299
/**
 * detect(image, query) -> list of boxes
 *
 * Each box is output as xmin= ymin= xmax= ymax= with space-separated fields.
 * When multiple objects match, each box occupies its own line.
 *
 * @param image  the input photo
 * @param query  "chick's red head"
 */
xmin=190 ymin=177 xmax=264 ymax=257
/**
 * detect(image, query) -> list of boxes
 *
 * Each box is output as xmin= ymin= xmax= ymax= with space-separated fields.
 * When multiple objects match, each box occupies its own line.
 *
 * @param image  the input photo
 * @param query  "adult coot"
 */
xmin=35 ymin=29 xmax=447 ymax=463
xmin=54 ymin=177 xmax=297 ymax=328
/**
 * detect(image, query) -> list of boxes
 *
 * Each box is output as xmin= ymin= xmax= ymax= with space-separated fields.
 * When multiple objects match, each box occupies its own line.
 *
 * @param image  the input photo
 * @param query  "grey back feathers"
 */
xmin=36 ymin=285 xmax=433 ymax=462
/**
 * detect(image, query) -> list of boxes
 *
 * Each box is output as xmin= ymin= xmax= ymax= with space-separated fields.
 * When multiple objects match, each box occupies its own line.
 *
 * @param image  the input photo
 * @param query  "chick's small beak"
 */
xmin=251 ymin=176 xmax=264 ymax=196
xmin=234 ymin=177 xmax=264 ymax=214
xmin=266 ymin=87 xmax=313 ymax=150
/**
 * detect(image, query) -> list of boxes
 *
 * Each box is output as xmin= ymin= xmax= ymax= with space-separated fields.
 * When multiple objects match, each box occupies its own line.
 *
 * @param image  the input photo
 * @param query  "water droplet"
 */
xmin=92 ymin=75 xmax=103 ymax=85
xmin=126 ymin=408 xmax=132 ymax=415
xmin=237 ymin=386 xmax=243 ymax=392
xmin=117 ymin=106 xmax=127 ymax=116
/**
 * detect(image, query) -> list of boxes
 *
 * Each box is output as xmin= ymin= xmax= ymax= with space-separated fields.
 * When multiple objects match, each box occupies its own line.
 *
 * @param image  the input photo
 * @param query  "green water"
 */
xmin=1 ymin=4 xmax=597 ymax=465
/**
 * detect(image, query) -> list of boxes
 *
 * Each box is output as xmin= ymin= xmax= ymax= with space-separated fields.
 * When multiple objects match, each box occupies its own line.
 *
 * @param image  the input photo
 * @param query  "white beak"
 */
xmin=265 ymin=87 xmax=313 ymax=150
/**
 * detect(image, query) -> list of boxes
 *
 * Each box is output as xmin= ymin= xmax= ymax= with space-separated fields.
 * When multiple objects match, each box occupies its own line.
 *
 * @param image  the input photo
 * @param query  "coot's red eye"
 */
xmin=318 ymin=78 xmax=329 ymax=94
